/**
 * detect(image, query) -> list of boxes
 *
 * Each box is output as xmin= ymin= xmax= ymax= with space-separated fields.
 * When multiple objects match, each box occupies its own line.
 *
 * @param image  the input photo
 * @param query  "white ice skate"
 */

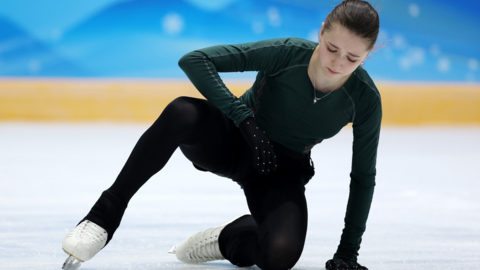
xmin=169 ymin=216 xmax=242 ymax=263
xmin=61 ymin=220 xmax=108 ymax=270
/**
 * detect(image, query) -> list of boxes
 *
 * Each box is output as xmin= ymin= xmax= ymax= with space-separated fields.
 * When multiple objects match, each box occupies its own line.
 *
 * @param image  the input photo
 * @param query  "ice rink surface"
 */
xmin=0 ymin=123 xmax=479 ymax=270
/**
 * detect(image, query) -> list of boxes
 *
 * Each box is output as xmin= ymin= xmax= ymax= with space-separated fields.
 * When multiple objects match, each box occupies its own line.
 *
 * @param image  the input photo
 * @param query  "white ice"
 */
xmin=0 ymin=123 xmax=479 ymax=270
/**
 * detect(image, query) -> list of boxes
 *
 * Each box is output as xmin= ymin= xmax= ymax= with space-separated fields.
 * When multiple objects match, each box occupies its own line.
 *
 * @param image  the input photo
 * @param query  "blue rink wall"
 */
xmin=0 ymin=0 xmax=478 ymax=81
xmin=0 ymin=0 xmax=479 ymax=124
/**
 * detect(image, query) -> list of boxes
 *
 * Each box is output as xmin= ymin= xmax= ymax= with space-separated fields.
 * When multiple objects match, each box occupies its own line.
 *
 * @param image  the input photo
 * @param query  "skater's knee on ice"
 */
xmin=260 ymin=235 xmax=303 ymax=270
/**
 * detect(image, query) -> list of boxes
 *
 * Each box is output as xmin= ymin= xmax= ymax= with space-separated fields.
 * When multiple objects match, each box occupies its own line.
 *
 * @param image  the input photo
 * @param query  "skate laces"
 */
xmin=187 ymin=227 xmax=223 ymax=261
xmin=77 ymin=221 xmax=107 ymax=245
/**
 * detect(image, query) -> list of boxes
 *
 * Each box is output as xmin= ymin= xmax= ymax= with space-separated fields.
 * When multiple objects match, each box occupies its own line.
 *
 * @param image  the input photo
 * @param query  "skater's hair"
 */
xmin=325 ymin=0 xmax=380 ymax=50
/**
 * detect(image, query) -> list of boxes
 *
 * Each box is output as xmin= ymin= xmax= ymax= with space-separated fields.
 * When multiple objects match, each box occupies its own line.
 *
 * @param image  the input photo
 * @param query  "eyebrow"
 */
xmin=328 ymin=42 xmax=360 ymax=58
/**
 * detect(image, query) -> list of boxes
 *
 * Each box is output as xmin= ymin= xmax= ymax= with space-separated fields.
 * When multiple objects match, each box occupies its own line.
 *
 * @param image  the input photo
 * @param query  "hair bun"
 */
xmin=324 ymin=0 xmax=380 ymax=50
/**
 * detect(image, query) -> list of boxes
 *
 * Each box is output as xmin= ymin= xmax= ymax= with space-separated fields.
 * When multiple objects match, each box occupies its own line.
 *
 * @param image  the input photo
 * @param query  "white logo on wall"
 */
xmin=437 ymin=57 xmax=450 ymax=73
xmin=252 ymin=22 xmax=264 ymax=35
xmin=408 ymin=4 xmax=421 ymax=18
xmin=468 ymin=59 xmax=478 ymax=71
xmin=162 ymin=13 xmax=184 ymax=35
xmin=267 ymin=7 xmax=281 ymax=27
xmin=400 ymin=47 xmax=425 ymax=70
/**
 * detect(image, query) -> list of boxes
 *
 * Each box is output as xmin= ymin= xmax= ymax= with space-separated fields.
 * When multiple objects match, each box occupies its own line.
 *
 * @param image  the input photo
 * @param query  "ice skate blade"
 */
xmin=168 ymin=245 xmax=177 ymax=254
xmin=62 ymin=255 xmax=82 ymax=270
xmin=62 ymin=248 xmax=85 ymax=262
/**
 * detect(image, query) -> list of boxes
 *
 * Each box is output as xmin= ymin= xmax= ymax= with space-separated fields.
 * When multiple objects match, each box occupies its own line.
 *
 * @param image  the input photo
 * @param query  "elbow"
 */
xmin=178 ymin=51 xmax=206 ymax=71
xmin=177 ymin=53 xmax=190 ymax=70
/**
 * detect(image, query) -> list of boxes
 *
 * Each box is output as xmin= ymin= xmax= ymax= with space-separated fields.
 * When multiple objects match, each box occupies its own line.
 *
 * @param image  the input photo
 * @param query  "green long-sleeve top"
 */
xmin=178 ymin=37 xmax=382 ymax=259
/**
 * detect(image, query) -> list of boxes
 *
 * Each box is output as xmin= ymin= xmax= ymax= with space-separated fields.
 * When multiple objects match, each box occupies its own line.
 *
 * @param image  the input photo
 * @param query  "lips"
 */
xmin=327 ymin=68 xmax=339 ymax=75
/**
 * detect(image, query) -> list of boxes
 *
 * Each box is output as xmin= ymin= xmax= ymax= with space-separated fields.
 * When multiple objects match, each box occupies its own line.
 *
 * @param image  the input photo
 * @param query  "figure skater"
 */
xmin=61 ymin=1 xmax=381 ymax=269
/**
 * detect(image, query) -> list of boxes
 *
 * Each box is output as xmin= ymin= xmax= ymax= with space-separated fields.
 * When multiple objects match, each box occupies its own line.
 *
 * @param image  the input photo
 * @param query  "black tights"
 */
xmin=83 ymin=97 xmax=314 ymax=270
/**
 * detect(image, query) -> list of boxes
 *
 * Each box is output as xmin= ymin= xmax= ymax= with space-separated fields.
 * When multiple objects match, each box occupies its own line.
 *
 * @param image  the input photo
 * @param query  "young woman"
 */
xmin=61 ymin=0 xmax=381 ymax=269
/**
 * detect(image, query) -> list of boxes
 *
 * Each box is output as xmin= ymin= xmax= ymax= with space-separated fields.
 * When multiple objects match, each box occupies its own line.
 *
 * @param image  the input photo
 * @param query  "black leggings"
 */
xmin=82 ymin=97 xmax=315 ymax=270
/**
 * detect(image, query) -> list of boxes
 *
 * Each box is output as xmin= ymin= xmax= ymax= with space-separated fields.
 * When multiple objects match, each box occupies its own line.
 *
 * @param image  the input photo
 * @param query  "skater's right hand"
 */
xmin=325 ymin=258 xmax=368 ymax=270
xmin=238 ymin=117 xmax=277 ymax=175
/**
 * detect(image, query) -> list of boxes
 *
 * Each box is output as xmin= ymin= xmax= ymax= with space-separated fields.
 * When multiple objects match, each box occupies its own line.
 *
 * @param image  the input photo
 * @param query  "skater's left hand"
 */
xmin=325 ymin=258 xmax=368 ymax=270
xmin=238 ymin=117 xmax=277 ymax=175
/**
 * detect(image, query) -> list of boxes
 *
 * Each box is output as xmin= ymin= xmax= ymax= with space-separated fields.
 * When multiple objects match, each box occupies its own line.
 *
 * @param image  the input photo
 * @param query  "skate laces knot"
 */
xmin=187 ymin=228 xmax=223 ymax=261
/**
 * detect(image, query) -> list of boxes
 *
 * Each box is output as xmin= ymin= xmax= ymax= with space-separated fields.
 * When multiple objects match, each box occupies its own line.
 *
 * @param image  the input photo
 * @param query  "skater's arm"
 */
xmin=178 ymin=38 xmax=310 ymax=126
xmin=334 ymin=92 xmax=382 ymax=260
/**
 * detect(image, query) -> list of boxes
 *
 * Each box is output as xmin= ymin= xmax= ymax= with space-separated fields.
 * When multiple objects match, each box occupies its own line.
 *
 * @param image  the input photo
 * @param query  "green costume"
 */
xmin=179 ymin=37 xmax=382 ymax=259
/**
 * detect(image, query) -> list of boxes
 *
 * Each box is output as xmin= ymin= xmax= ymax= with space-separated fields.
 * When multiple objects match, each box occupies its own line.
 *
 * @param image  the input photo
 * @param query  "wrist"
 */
xmin=333 ymin=254 xmax=357 ymax=261
xmin=239 ymin=117 xmax=255 ymax=126
xmin=333 ymin=249 xmax=358 ymax=261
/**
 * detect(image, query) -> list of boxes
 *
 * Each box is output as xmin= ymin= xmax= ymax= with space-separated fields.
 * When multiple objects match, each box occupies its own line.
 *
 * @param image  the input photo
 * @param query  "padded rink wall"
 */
xmin=0 ymin=78 xmax=479 ymax=125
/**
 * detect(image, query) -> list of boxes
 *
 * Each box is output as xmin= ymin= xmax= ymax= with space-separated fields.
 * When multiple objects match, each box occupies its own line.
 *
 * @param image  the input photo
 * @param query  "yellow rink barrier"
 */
xmin=0 ymin=78 xmax=479 ymax=125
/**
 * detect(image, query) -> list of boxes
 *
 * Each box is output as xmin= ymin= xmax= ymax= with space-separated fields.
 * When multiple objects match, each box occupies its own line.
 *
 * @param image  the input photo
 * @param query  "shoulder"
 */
xmin=345 ymin=66 xmax=381 ymax=103
xmin=343 ymin=66 xmax=382 ymax=125
xmin=280 ymin=37 xmax=318 ymax=50
xmin=241 ymin=38 xmax=316 ymax=73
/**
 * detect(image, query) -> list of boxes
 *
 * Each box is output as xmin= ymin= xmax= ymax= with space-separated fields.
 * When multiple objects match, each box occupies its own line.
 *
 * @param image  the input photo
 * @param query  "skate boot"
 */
xmin=61 ymin=220 xmax=108 ymax=270
xmin=169 ymin=215 xmax=248 ymax=263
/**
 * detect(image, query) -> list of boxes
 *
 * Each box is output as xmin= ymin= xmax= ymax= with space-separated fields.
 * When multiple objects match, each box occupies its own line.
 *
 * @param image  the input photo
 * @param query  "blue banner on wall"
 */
xmin=0 ymin=0 xmax=479 ymax=81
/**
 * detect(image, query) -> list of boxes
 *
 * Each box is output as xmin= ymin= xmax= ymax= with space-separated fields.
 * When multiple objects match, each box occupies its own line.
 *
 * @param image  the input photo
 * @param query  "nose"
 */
xmin=331 ymin=60 xmax=338 ymax=70
xmin=331 ymin=58 xmax=342 ymax=70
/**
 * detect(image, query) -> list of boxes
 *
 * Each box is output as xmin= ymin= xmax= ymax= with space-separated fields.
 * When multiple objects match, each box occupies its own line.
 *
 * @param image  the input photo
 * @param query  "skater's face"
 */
xmin=317 ymin=23 xmax=370 ymax=79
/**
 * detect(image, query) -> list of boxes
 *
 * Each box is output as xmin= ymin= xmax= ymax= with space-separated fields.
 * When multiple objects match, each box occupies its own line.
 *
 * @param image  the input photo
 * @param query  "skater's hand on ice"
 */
xmin=238 ymin=117 xmax=277 ymax=175
xmin=325 ymin=258 xmax=368 ymax=270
